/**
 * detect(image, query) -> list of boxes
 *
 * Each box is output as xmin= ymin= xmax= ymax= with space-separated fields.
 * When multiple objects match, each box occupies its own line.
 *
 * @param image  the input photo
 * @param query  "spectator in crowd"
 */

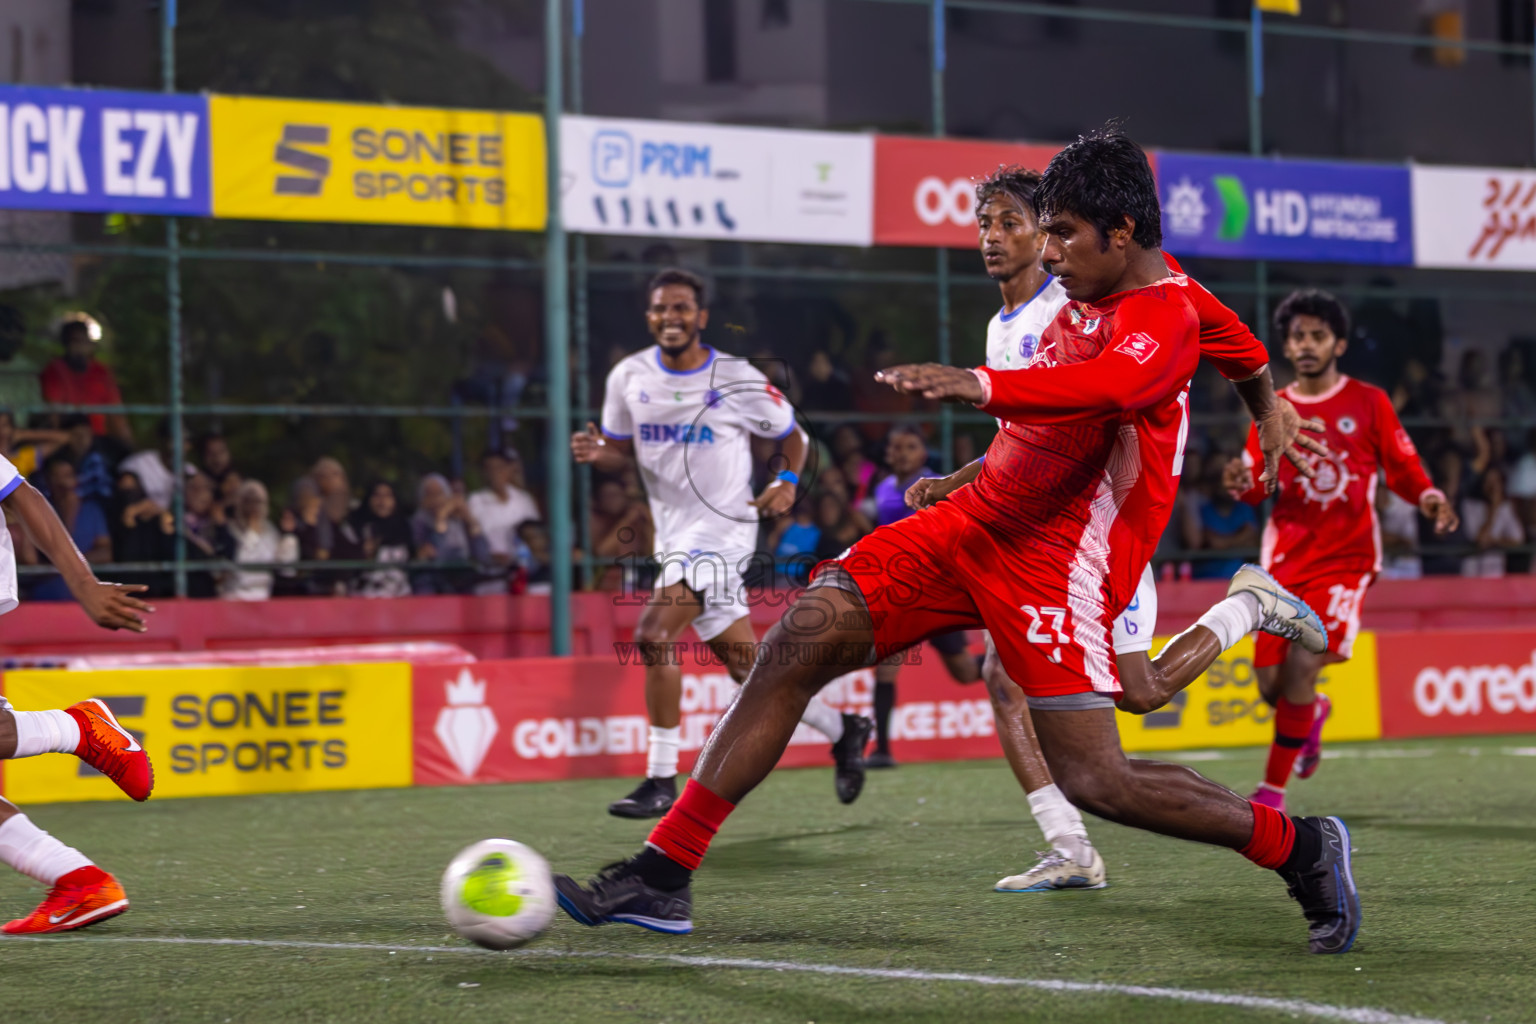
xmin=42 ymin=415 xmax=113 ymax=503
xmin=199 ymin=433 xmax=237 ymax=497
xmin=1499 ymin=346 xmax=1536 ymax=420
xmin=0 ymin=305 xmax=42 ymax=417
xmin=24 ymin=454 xmax=112 ymax=601
xmin=1378 ymin=482 xmax=1423 ymax=580
xmin=1420 ymin=449 xmax=1468 ymax=576
xmin=1507 ymin=426 xmax=1536 ymax=537
xmin=767 ymin=500 xmax=821 ymax=586
xmin=312 ymin=456 xmax=364 ymax=592
xmin=410 ymin=473 xmax=490 ymax=595
xmin=467 ymin=449 xmax=541 ymax=595
xmin=274 ymin=476 xmax=330 ymax=597
xmin=108 ymin=470 xmax=173 ymax=595
xmin=849 ymin=338 xmax=916 ymax=443
xmin=1391 ymin=356 xmax=1445 ymax=420
xmin=1460 ymin=465 xmax=1524 ymax=578
xmin=216 ymin=480 xmax=297 ymax=601
xmin=0 ymin=408 xmax=61 ymax=481
xmin=1447 ymin=349 xmax=1501 ymax=460
xmin=516 ymin=520 xmax=553 ymax=594
xmin=830 ymin=424 xmax=876 ymax=509
xmin=39 ymin=316 xmax=133 ymax=450
xmin=1154 ymin=451 xmax=1206 ymax=579
xmin=179 ymin=471 xmax=221 ymax=598
xmin=812 ymin=488 xmax=872 ymax=563
xmin=799 ymin=351 xmax=850 ymax=412
xmin=1196 ymin=457 xmax=1258 ymax=579
xmin=353 ymin=480 xmax=414 ymax=598
xmin=588 ymin=476 xmax=652 ymax=592
xmin=119 ymin=419 xmax=183 ymax=509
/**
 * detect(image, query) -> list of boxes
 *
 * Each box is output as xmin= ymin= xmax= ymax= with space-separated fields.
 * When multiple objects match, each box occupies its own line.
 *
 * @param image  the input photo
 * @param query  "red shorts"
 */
xmin=812 ymin=498 xmax=1120 ymax=700
xmin=1254 ymin=571 xmax=1375 ymax=669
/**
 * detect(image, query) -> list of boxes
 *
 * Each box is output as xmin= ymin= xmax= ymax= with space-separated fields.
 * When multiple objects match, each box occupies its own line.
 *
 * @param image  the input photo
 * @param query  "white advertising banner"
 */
xmin=559 ymin=115 xmax=873 ymax=246
xmin=1412 ymin=165 xmax=1536 ymax=271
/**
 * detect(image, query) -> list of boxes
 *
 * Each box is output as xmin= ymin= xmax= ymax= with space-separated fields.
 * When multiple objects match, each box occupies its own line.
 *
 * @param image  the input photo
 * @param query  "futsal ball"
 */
xmin=441 ymin=838 xmax=556 ymax=950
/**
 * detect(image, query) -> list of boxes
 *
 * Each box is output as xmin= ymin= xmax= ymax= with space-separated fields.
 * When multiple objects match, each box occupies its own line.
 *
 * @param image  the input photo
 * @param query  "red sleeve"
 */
xmin=97 ymin=366 xmax=124 ymax=406
xmin=1177 ymin=270 xmax=1269 ymax=381
xmin=38 ymin=359 xmax=65 ymax=402
xmin=1234 ymin=423 xmax=1267 ymax=506
xmin=1373 ymin=387 xmax=1438 ymax=504
xmin=976 ymin=292 xmax=1199 ymax=423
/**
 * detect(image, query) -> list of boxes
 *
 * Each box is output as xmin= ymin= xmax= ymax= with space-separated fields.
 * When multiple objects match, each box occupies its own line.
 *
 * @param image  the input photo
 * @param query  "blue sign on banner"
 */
xmin=1158 ymin=153 xmax=1412 ymax=265
xmin=0 ymin=85 xmax=210 ymax=216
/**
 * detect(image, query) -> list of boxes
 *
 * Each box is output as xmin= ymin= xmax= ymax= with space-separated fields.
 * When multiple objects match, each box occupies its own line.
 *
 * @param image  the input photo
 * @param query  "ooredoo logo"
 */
xmin=914 ymin=176 xmax=976 ymax=227
xmin=1412 ymin=653 xmax=1536 ymax=717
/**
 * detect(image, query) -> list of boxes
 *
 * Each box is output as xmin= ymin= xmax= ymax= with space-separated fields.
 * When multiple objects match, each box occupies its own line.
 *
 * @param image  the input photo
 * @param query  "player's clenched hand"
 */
xmin=571 ymin=422 xmax=606 ymax=464
xmin=79 ymin=582 xmax=152 ymax=633
xmin=906 ymin=474 xmax=954 ymax=510
xmin=1256 ymin=398 xmax=1327 ymax=490
xmin=1421 ymin=491 xmax=1460 ymax=535
xmin=749 ymin=479 xmax=796 ymax=518
xmin=875 ymin=364 xmax=984 ymax=404
xmin=1222 ymin=457 xmax=1254 ymax=497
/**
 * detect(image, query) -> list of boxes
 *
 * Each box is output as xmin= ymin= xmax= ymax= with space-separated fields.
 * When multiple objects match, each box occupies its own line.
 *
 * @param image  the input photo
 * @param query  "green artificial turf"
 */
xmin=1 ymin=736 xmax=1532 ymax=1023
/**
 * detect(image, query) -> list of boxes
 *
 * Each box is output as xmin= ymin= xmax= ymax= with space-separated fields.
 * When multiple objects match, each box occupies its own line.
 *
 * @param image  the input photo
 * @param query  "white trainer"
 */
xmin=994 ymin=846 xmax=1108 ymax=892
xmin=1227 ymin=564 xmax=1328 ymax=655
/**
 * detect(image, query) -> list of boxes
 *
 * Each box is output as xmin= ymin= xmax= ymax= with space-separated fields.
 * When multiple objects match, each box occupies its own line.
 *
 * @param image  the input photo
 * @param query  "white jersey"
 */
xmin=984 ymin=276 xmax=1070 ymax=372
xmin=601 ymin=345 xmax=796 ymax=559
xmin=0 ymin=454 xmax=22 ymax=617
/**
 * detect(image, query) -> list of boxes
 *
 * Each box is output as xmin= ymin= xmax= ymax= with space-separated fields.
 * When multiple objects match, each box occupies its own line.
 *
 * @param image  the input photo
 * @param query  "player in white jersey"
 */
xmin=0 ymin=450 xmax=157 ymax=933
xmin=905 ymin=165 xmax=1327 ymax=891
xmin=573 ymin=269 xmax=871 ymax=818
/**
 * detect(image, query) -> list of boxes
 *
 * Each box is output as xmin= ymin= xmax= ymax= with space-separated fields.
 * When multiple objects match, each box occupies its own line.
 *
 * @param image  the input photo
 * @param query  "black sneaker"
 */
xmin=1279 ymin=816 xmax=1361 ymax=954
xmin=865 ymin=750 xmax=897 ymax=769
xmin=554 ymin=860 xmax=693 ymax=934
xmin=831 ymin=713 xmax=873 ymax=805
xmin=607 ymin=776 xmax=677 ymax=819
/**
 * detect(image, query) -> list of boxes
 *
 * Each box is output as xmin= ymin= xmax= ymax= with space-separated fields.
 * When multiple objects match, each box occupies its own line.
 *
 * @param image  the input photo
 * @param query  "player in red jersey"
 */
xmin=1224 ymin=290 xmax=1458 ymax=812
xmin=553 ymin=129 xmax=1360 ymax=955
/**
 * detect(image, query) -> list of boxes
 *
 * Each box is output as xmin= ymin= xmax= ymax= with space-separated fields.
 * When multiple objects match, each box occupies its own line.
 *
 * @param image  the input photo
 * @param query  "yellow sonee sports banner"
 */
xmin=1 ymin=664 xmax=412 ymax=803
xmin=209 ymin=95 xmax=546 ymax=229
xmin=1117 ymin=632 xmax=1381 ymax=752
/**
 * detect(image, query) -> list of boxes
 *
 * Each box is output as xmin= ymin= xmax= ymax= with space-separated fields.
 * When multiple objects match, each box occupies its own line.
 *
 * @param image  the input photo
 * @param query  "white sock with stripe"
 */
xmin=0 ymin=814 xmax=93 ymax=885
xmin=797 ymin=697 xmax=845 ymax=742
xmin=646 ymin=726 xmax=681 ymax=780
xmin=8 ymin=709 xmax=81 ymax=759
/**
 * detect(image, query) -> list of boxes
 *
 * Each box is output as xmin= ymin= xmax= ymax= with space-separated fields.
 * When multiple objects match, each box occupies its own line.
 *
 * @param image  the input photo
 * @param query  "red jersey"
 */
xmin=39 ymin=358 xmax=124 ymax=437
xmin=960 ymin=278 xmax=1201 ymax=623
xmin=1236 ymin=375 xmax=1441 ymax=586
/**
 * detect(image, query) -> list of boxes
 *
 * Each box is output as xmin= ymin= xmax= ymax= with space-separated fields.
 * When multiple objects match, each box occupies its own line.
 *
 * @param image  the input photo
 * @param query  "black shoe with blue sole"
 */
xmin=1280 ymin=815 xmax=1360 ymax=954
xmin=554 ymin=861 xmax=693 ymax=934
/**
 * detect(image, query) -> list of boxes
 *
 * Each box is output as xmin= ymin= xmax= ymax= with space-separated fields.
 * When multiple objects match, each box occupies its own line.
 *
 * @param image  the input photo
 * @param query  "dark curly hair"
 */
xmin=1032 ymin=126 xmax=1161 ymax=250
xmin=1273 ymin=289 xmax=1350 ymax=341
xmin=974 ymin=165 xmax=1043 ymax=218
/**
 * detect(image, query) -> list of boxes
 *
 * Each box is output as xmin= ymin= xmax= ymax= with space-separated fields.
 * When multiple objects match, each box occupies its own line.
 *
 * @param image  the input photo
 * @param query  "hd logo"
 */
xmin=274 ymin=124 xmax=331 ymax=196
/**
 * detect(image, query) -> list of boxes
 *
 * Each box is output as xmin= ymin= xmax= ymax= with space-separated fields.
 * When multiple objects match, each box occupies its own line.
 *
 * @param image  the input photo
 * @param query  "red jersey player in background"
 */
xmin=1224 ymin=290 xmax=1458 ymax=812
xmin=554 ymin=129 xmax=1361 ymax=956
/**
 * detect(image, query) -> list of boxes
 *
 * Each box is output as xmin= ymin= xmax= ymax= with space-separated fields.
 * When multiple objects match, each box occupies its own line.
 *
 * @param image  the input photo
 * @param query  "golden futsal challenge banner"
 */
xmin=0 ymin=664 xmax=413 ymax=803
xmin=209 ymin=95 xmax=546 ymax=229
xmin=1118 ymin=633 xmax=1382 ymax=752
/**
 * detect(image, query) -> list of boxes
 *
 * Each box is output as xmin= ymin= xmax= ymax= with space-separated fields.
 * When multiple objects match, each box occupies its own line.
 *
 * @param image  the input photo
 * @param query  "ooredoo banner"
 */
xmin=208 ymin=95 xmax=546 ymax=230
xmin=0 ymin=84 xmax=210 ymax=216
xmin=1159 ymin=153 xmax=1412 ymax=265
xmin=560 ymin=115 xmax=873 ymax=245
xmin=1411 ymin=165 xmax=1536 ymax=271
xmin=1377 ymin=628 xmax=1536 ymax=737
xmin=413 ymin=651 xmax=993 ymax=786
xmin=872 ymin=135 xmax=1061 ymax=248
xmin=0 ymin=664 xmax=413 ymax=803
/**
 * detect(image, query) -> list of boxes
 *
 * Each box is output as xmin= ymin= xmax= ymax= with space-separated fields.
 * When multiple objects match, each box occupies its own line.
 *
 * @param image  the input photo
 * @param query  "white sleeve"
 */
xmin=1112 ymin=565 xmax=1158 ymax=655
xmin=731 ymin=375 xmax=798 ymax=440
xmin=600 ymin=362 xmax=634 ymax=440
xmin=0 ymin=454 xmax=21 ymax=501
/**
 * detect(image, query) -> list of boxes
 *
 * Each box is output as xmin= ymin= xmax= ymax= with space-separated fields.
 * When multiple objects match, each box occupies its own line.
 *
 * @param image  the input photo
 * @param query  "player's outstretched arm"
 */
xmin=749 ymin=424 xmax=808 ymax=518
xmin=4 ymin=481 xmax=151 ymax=632
xmin=571 ymin=421 xmax=634 ymax=473
xmin=906 ymin=458 xmax=983 ymax=510
xmin=1231 ymin=367 xmax=1326 ymax=489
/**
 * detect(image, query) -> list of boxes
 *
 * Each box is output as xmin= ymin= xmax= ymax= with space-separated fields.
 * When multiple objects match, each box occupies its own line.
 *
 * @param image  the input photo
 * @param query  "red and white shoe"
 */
xmin=1294 ymin=694 xmax=1332 ymax=780
xmin=1 ymin=867 xmax=128 ymax=934
xmin=66 ymin=699 xmax=154 ymax=801
xmin=1250 ymin=782 xmax=1287 ymax=814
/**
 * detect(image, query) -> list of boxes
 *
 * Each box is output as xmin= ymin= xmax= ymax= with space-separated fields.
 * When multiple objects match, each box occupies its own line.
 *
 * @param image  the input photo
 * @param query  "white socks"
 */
xmin=646 ymin=726 xmax=681 ymax=780
xmin=1027 ymin=783 xmax=1088 ymax=850
xmin=798 ymin=697 xmax=845 ymax=743
xmin=8 ymin=709 xmax=80 ymax=759
xmin=1193 ymin=592 xmax=1262 ymax=652
xmin=0 ymin=814 xmax=92 ymax=885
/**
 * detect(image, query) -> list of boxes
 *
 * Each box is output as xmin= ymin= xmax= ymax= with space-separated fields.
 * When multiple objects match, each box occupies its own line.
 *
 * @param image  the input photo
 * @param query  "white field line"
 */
xmin=2 ymin=934 xmax=1451 ymax=1024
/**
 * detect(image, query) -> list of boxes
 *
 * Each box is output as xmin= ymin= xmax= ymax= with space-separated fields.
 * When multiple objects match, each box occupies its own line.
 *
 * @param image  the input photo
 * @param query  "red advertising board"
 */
xmin=414 ymin=646 xmax=997 ymax=786
xmin=872 ymin=135 xmax=1063 ymax=248
xmin=1376 ymin=628 xmax=1536 ymax=738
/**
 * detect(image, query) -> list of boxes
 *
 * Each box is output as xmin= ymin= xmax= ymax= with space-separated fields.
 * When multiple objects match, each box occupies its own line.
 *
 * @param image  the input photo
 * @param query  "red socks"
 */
xmin=1262 ymin=697 xmax=1314 ymax=790
xmin=646 ymin=780 xmax=736 ymax=871
xmin=1239 ymin=801 xmax=1296 ymax=870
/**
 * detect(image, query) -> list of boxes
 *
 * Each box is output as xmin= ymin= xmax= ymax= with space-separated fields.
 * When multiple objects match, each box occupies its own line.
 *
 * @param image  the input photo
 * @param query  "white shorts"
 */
xmin=985 ymin=565 xmax=1159 ymax=662
xmin=655 ymin=545 xmax=753 ymax=642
